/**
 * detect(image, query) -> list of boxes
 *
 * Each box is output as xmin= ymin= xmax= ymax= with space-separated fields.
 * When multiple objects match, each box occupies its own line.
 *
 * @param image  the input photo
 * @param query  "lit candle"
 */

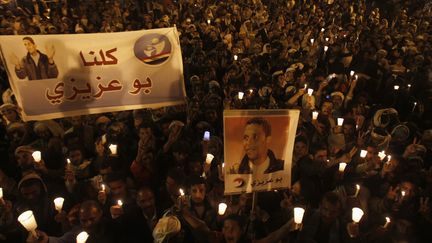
xmin=0 ymin=188 xmax=3 ymax=199
xmin=312 ymin=111 xmax=319 ymax=120
xmin=294 ymin=207 xmax=305 ymax=224
xmin=360 ymin=150 xmax=367 ymax=158
xmin=387 ymin=155 xmax=391 ymax=162
xmin=339 ymin=162 xmax=347 ymax=172
xmin=18 ymin=210 xmax=38 ymax=238
xmin=412 ymin=102 xmax=417 ymax=112
xmin=324 ymin=46 xmax=329 ymax=52
xmin=352 ymin=207 xmax=364 ymax=223
xmin=203 ymin=131 xmax=210 ymax=141
xmin=307 ymin=88 xmax=314 ymax=96
xmin=207 ymin=19 xmax=211 ymax=24
xmin=54 ymin=197 xmax=65 ymax=213
xmin=337 ymin=118 xmax=344 ymax=126
xmin=325 ymin=37 xmax=329 ymax=42
xmin=354 ymin=74 xmax=358 ymax=80
xmin=350 ymin=70 xmax=355 ymax=77
xmin=233 ymin=54 xmax=238 ymax=61
xmin=310 ymin=38 xmax=314 ymax=45
xmin=206 ymin=153 xmax=214 ymax=165
xmin=117 ymin=200 xmax=123 ymax=207
xmin=32 ymin=151 xmax=42 ymax=162
xmin=109 ymin=144 xmax=117 ymax=155
xmin=222 ymin=163 xmax=225 ymax=174
xmin=249 ymin=89 xmax=253 ymax=94
xmin=238 ymin=92 xmax=244 ymax=100
xmin=354 ymin=184 xmax=360 ymax=197
xmin=378 ymin=151 xmax=386 ymax=160
xmin=407 ymin=84 xmax=411 ymax=88
xmin=179 ymin=188 xmax=185 ymax=196
xmin=66 ymin=158 xmax=72 ymax=170
xmin=100 ymin=184 xmax=106 ymax=192
xmin=76 ymin=231 xmax=89 ymax=243
xmin=321 ymin=28 xmax=325 ymax=32
xmin=383 ymin=217 xmax=391 ymax=228
xmin=401 ymin=190 xmax=406 ymax=198
xmin=218 ymin=203 xmax=228 ymax=215
xmin=394 ymin=85 xmax=399 ymax=90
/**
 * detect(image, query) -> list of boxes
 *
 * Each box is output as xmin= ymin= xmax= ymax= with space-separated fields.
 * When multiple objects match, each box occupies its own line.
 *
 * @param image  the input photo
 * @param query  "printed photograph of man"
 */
xmin=10 ymin=37 xmax=58 ymax=80
xmin=238 ymin=117 xmax=284 ymax=174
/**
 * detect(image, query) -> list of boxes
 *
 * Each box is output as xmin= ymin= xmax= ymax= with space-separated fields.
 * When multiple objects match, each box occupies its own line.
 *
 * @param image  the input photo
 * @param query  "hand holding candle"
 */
xmin=18 ymin=210 xmax=38 ymax=238
xmin=293 ymin=207 xmax=305 ymax=224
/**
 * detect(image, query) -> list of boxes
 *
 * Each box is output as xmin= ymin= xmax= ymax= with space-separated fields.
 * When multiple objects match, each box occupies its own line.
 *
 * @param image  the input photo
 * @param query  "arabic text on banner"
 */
xmin=0 ymin=28 xmax=186 ymax=121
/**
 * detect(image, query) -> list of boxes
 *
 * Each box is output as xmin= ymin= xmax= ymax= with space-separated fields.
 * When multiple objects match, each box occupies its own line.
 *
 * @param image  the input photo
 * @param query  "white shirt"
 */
xmin=249 ymin=156 xmax=270 ymax=175
xmin=30 ymin=52 xmax=40 ymax=66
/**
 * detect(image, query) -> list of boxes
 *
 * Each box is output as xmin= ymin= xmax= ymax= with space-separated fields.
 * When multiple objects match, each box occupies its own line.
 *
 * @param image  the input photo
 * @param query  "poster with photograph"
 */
xmin=223 ymin=109 xmax=299 ymax=195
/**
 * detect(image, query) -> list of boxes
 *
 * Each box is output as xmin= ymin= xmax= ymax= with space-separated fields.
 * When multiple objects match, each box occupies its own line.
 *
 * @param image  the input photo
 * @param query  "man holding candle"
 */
xmin=237 ymin=117 xmax=284 ymax=174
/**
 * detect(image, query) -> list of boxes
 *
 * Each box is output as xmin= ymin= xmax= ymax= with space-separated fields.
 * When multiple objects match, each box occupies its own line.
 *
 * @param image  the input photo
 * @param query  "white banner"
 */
xmin=223 ymin=109 xmax=299 ymax=195
xmin=0 ymin=28 xmax=186 ymax=121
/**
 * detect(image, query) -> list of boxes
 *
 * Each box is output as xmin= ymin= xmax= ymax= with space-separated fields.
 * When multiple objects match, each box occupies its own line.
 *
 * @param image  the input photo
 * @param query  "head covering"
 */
xmin=370 ymin=127 xmax=391 ymax=150
xmin=373 ymin=108 xmax=398 ymax=128
xmin=168 ymin=120 xmax=185 ymax=131
xmin=0 ymin=103 xmax=17 ymax=113
xmin=153 ymin=216 xmax=181 ymax=243
xmin=330 ymin=92 xmax=345 ymax=102
xmin=15 ymin=145 xmax=34 ymax=156
xmin=17 ymin=172 xmax=48 ymax=194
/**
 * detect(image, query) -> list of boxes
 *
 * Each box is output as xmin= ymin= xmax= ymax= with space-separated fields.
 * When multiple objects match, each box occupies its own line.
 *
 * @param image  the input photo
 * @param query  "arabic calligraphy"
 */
xmin=79 ymin=48 xmax=118 ymax=66
xmin=250 ymin=177 xmax=283 ymax=187
xmin=45 ymin=77 xmax=153 ymax=105
xmin=129 ymin=77 xmax=152 ymax=94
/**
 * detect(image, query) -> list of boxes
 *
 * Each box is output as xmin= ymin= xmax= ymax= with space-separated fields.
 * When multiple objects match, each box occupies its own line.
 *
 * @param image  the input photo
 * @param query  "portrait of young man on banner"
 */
xmin=223 ymin=109 xmax=299 ymax=195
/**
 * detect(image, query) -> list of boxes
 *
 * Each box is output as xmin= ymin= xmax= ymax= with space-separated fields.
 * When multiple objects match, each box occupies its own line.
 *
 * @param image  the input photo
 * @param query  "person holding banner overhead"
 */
xmin=238 ymin=117 xmax=284 ymax=174
xmin=10 ymin=37 xmax=58 ymax=81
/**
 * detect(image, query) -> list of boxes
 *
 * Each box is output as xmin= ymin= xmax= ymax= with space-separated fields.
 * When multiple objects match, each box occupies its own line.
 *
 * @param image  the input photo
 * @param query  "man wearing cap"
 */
xmin=10 ymin=37 xmax=58 ymax=81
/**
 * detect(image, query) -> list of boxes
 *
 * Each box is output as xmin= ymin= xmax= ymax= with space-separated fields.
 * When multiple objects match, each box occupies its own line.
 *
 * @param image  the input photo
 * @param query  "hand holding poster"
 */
xmin=0 ymin=28 xmax=185 ymax=121
xmin=223 ymin=109 xmax=299 ymax=194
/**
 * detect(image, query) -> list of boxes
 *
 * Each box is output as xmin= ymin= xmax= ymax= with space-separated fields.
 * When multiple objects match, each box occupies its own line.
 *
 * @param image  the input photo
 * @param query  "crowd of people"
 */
xmin=0 ymin=0 xmax=432 ymax=242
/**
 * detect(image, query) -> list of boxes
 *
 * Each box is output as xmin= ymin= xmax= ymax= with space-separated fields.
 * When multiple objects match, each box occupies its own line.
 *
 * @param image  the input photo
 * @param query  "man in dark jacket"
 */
xmin=11 ymin=37 xmax=58 ymax=81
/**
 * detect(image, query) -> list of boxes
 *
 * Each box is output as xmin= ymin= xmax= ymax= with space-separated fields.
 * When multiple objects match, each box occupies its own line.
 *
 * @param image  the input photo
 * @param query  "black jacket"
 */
xmin=238 ymin=150 xmax=284 ymax=174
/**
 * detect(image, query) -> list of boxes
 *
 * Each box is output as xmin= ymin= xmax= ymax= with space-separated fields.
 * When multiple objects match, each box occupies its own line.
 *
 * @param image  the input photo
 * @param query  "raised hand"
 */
xmin=45 ymin=44 xmax=56 ymax=62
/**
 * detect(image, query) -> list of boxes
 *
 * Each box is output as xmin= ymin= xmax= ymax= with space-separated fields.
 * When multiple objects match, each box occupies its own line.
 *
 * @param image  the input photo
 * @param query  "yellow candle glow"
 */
xmin=352 ymin=207 xmax=364 ymax=223
xmin=339 ymin=163 xmax=347 ymax=172
xmin=378 ymin=151 xmax=386 ymax=160
xmin=0 ymin=188 xmax=3 ymax=199
xmin=360 ymin=150 xmax=367 ymax=158
xmin=109 ymin=144 xmax=118 ymax=155
xmin=18 ymin=210 xmax=38 ymax=237
xmin=54 ymin=197 xmax=65 ymax=212
xmin=294 ymin=207 xmax=305 ymax=224
xmin=337 ymin=118 xmax=344 ymax=126
xmin=206 ymin=153 xmax=214 ymax=165
xmin=394 ymin=85 xmax=399 ymax=90
xmin=207 ymin=19 xmax=211 ymax=24
xmin=310 ymin=38 xmax=314 ymax=45
xmin=350 ymin=70 xmax=355 ymax=77
xmin=117 ymin=200 xmax=123 ymax=207
xmin=307 ymin=88 xmax=314 ymax=96
xmin=324 ymin=46 xmax=329 ymax=52
xmin=354 ymin=184 xmax=360 ymax=197
xmin=100 ymin=184 xmax=105 ymax=192
xmin=218 ymin=203 xmax=228 ymax=215
xmin=312 ymin=111 xmax=319 ymax=120
xmin=76 ymin=231 xmax=89 ymax=243
xmin=32 ymin=151 xmax=41 ymax=162
xmin=233 ymin=54 xmax=238 ymax=61
xmin=238 ymin=92 xmax=244 ymax=100
xmin=383 ymin=217 xmax=391 ymax=228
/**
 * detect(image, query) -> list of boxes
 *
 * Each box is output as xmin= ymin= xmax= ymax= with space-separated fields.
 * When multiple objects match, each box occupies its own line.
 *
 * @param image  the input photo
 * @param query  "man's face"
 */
xmin=16 ymin=152 xmax=34 ymax=170
xmin=343 ymin=124 xmax=355 ymax=137
xmin=68 ymin=150 xmax=83 ymax=165
xmin=190 ymin=184 xmax=206 ymax=204
xmin=23 ymin=39 xmax=37 ymax=54
xmin=294 ymin=141 xmax=308 ymax=158
xmin=243 ymin=124 xmax=269 ymax=162
xmin=137 ymin=189 xmax=156 ymax=215
xmin=321 ymin=101 xmax=333 ymax=116
xmin=223 ymin=219 xmax=242 ymax=243
xmin=20 ymin=184 xmax=42 ymax=204
xmin=165 ymin=176 xmax=178 ymax=196
xmin=108 ymin=180 xmax=127 ymax=200
xmin=80 ymin=206 xmax=102 ymax=232
xmin=320 ymin=200 xmax=341 ymax=224
xmin=138 ymin=127 xmax=152 ymax=141
xmin=314 ymin=149 xmax=328 ymax=163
